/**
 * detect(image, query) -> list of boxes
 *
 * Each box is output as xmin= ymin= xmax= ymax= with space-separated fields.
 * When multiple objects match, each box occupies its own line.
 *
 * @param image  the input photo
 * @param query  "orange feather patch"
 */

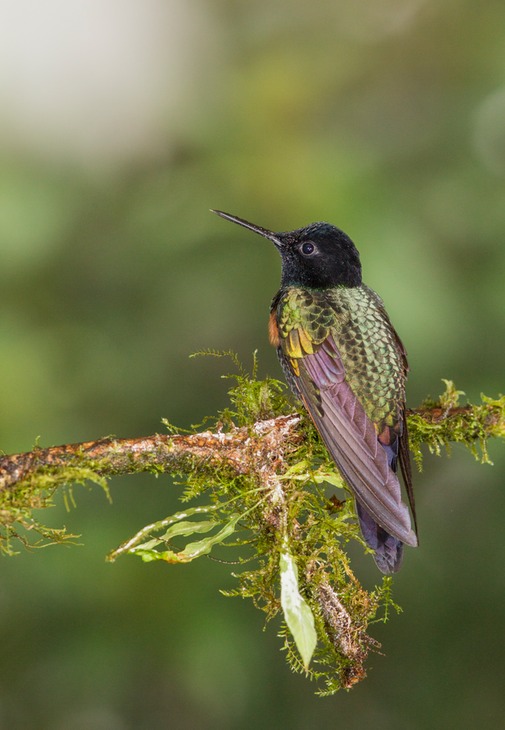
xmin=268 ymin=311 xmax=281 ymax=347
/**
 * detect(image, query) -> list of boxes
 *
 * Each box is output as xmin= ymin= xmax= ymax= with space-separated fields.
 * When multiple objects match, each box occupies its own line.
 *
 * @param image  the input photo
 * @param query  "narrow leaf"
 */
xmin=171 ymin=513 xmax=241 ymax=562
xmin=313 ymin=469 xmax=344 ymax=489
xmin=280 ymin=550 xmax=317 ymax=669
xmin=130 ymin=513 xmax=240 ymax=564
xmin=108 ymin=505 xmax=218 ymax=562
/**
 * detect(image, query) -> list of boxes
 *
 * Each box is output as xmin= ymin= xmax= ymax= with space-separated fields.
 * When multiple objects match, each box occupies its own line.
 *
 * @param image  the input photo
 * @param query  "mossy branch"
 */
xmin=1 ymin=360 xmax=504 ymax=695
xmin=0 ymin=415 xmax=303 ymax=494
xmin=1 ymin=389 xmax=503 ymax=498
xmin=2 ymin=380 xmax=504 ymax=494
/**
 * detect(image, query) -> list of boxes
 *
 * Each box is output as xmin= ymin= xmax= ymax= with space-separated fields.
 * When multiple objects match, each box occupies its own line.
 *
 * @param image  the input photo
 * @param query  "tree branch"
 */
xmin=1 ymin=399 xmax=504 ymax=492
xmin=0 ymin=415 xmax=302 ymax=492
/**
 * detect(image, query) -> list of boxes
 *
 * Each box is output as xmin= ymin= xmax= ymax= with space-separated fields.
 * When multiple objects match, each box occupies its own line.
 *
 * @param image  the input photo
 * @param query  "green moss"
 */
xmin=191 ymin=349 xmax=292 ymax=425
xmin=0 ymin=465 xmax=107 ymax=554
xmin=407 ymin=379 xmax=505 ymax=467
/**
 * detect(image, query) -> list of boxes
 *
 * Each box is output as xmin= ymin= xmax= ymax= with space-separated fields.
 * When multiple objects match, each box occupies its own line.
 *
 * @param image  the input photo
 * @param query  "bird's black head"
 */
xmin=212 ymin=210 xmax=362 ymax=289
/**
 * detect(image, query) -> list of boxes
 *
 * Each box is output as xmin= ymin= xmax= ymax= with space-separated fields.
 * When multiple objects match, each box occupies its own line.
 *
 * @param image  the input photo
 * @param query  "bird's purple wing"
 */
xmin=288 ymin=336 xmax=417 ymax=548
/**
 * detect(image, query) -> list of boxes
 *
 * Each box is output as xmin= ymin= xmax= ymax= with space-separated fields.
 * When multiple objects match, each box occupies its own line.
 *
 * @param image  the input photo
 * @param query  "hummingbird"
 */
xmin=212 ymin=210 xmax=418 ymax=574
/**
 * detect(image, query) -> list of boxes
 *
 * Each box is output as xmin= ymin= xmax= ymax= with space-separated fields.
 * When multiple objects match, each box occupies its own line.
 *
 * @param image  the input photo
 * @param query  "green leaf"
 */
xmin=280 ymin=549 xmax=317 ymax=669
xmin=159 ymin=514 xmax=240 ymax=563
xmin=313 ymin=468 xmax=344 ymax=489
xmin=108 ymin=506 xmax=240 ymax=564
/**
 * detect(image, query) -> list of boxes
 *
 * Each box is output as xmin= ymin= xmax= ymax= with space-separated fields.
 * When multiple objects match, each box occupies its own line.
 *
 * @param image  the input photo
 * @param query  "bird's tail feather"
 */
xmin=356 ymin=501 xmax=404 ymax=574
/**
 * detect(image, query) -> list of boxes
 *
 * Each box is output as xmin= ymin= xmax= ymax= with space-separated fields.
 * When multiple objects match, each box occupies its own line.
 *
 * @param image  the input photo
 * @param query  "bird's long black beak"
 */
xmin=211 ymin=210 xmax=283 ymax=249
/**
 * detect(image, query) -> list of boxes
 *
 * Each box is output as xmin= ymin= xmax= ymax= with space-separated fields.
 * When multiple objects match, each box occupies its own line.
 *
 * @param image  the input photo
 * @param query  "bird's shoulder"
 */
xmin=270 ymin=285 xmax=380 ymax=354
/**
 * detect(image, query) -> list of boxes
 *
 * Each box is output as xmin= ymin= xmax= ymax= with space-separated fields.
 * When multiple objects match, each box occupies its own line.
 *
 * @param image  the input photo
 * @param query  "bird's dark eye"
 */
xmin=301 ymin=241 xmax=315 ymax=255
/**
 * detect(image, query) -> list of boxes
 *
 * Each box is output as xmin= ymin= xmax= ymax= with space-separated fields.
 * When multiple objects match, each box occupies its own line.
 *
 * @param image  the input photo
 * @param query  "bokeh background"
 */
xmin=1 ymin=1 xmax=505 ymax=728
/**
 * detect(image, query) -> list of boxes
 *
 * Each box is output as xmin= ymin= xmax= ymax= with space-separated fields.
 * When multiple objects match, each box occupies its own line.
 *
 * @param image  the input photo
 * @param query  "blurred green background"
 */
xmin=1 ymin=1 xmax=505 ymax=727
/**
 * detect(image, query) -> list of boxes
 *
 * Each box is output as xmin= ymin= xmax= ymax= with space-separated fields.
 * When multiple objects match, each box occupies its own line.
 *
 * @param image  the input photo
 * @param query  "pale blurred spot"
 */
xmin=473 ymin=87 xmax=505 ymax=176
xmin=0 ymin=0 xmax=216 ymax=169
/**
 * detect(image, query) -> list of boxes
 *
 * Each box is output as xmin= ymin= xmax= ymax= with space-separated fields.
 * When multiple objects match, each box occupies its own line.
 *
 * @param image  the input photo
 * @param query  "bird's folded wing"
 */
xmin=291 ymin=336 xmax=417 ymax=547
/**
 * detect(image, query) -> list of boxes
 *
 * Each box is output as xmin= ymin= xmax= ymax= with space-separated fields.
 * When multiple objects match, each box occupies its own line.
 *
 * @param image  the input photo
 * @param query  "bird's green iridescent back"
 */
xmin=273 ymin=285 xmax=407 ymax=429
